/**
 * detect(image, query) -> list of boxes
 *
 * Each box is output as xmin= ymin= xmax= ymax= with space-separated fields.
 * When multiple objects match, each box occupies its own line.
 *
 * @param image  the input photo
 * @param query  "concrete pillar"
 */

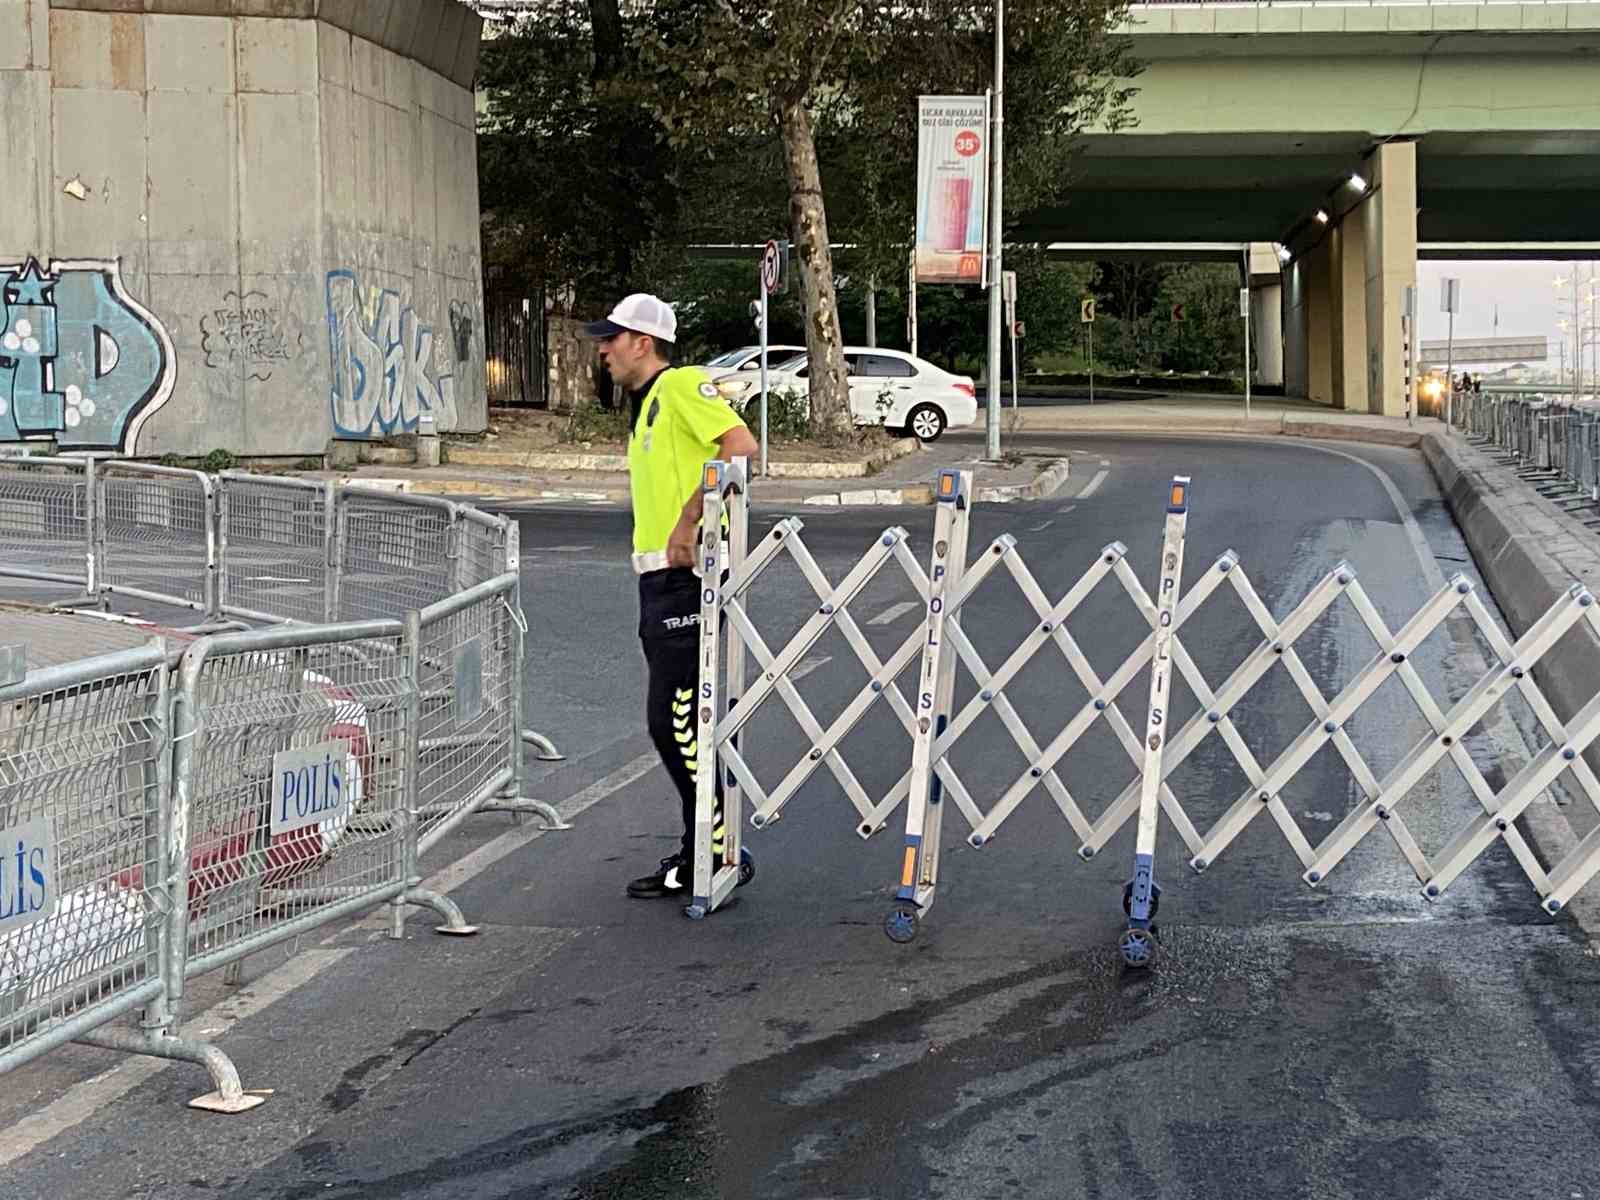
xmin=1283 ymin=259 xmax=1308 ymax=399
xmin=1362 ymin=141 xmax=1418 ymax=417
xmin=1251 ymin=283 xmax=1283 ymax=388
xmin=1245 ymin=243 xmax=1283 ymax=389
xmin=1330 ymin=204 xmax=1368 ymax=412
xmin=1304 ymin=235 xmax=1334 ymax=406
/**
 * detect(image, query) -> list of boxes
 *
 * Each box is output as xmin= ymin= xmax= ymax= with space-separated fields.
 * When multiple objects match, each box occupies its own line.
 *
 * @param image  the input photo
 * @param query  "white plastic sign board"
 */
xmin=0 ymin=816 xmax=56 ymax=933
xmin=1442 ymin=278 xmax=1461 ymax=314
xmin=270 ymin=739 xmax=353 ymax=837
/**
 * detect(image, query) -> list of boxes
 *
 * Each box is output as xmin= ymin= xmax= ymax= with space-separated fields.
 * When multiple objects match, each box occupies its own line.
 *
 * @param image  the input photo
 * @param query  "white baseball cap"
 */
xmin=582 ymin=293 xmax=677 ymax=344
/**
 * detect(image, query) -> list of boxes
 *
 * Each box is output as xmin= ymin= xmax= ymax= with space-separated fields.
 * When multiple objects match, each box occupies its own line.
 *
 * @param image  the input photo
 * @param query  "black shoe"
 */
xmin=627 ymin=855 xmax=689 ymax=899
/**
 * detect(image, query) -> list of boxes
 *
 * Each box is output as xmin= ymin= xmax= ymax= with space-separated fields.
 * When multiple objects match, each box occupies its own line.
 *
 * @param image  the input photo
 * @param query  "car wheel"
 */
xmin=907 ymin=403 xmax=947 ymax=443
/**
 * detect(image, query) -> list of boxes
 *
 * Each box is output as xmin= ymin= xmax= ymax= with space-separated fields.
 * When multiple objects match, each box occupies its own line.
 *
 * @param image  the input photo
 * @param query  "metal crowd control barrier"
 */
xmin=1454 ymin=393 xmax=1600 ymax=526
xmin=690 ymin=461 xmax=1600 ymax=970
xmin=0 ymin=462 xmax=568 ymax=1109
xmin=0 ymin=641 xmax=262 ymax=1112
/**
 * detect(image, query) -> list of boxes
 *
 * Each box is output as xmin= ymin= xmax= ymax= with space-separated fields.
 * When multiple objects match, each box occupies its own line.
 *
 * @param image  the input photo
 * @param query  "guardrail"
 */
xmin=0 ymin=462 xmax=567 ymax=1112
xmin=1451 ymin=392 xmax=1600 ymax=528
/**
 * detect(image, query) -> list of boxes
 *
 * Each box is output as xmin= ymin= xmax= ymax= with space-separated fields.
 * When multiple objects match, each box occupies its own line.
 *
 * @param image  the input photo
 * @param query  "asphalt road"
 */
xmin=6 ymin=433 xmax=1600 ymax=1200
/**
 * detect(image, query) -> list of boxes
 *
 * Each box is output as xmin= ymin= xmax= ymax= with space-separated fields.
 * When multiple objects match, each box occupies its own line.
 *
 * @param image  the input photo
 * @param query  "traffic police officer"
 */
xmin=584 ymin=293 xmax=760 ymax=898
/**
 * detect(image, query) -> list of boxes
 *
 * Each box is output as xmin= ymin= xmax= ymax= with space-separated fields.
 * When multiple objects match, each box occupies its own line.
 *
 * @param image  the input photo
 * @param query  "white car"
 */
xmin=703 ymin=344 xmax=807 ymax=374
xmin=716 ymin=347 xmax=977 ymax=442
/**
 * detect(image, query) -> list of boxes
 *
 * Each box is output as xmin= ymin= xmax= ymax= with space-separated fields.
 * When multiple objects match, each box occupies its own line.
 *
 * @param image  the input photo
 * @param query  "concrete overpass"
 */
xmin=1025 ymin=0 xmax=1600 ymax=415
xmin=1419 ymin=335 xmax=1549 ymax=365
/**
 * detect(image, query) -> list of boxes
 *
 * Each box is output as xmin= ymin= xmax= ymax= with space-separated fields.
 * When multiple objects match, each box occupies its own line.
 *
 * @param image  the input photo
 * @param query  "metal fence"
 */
xmin=0 ymin=464 xmax=568 ymax=1112
xmin=1452 ymin=392 xmax=1600 ymax=528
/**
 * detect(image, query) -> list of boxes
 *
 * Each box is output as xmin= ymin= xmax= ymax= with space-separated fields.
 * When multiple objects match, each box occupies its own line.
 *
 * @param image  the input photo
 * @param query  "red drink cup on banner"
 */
xmin=935 ymin=177 xmax=972 ymax=253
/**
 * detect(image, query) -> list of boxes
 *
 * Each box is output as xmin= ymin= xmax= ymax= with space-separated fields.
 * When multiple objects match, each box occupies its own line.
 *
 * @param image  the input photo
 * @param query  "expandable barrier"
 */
xmin=0 ymin=464 xmax=567 ymax=1110
xmin=691 ymin=461 xmax=1600 ymax=968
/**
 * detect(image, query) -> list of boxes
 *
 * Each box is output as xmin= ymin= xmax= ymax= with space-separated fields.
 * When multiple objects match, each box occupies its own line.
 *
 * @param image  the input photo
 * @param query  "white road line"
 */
xmin=1077 ymin=470 xmax=1110 ymax=499
xmin=1098 ymin=459 xmax=1110 ymax=467
xmin=867 ymin=601 xmax=920 ymax=626
xmin=0 ymin=750 xmax=665 ymax=1159
xmin=532 ymin=545 xmax=594 ymax=553
xmin=1029 ymin=520 xmax=1054 ymax=533
xmin=792 ymin=654 xmax=831 ymax=680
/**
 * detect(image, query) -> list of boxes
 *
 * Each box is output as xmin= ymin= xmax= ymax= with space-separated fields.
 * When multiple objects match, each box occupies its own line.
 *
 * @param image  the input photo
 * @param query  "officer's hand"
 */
xmin=667 ymin=523 xmax=696 ymax=569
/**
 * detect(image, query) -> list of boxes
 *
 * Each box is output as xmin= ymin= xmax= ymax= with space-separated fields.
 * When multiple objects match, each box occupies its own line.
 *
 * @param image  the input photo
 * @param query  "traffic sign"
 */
xmin=1080 ymin=298 xmax=1096 ymax=324
xmin=1170 ymin=302 xmax=1186 ymax=324
xmin=1002 ymin=270 xmax=1017 ymax=304
xmin=760 ymin=240 xmax=789 ymax=295
xmin=1013 ymin=320 xmax=1026 ymax=339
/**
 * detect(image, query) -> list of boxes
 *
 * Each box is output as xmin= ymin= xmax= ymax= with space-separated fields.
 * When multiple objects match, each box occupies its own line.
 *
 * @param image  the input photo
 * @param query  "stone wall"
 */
xmin=0 ymin=0 xmax=487 ymax=458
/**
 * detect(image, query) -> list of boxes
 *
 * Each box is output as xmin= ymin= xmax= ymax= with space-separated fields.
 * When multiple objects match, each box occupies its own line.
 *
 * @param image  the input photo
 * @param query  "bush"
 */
xmin=560 ymin=403 xmax=631 ymax=445
xmin=202 ymin=448 xmax=236 ymax=473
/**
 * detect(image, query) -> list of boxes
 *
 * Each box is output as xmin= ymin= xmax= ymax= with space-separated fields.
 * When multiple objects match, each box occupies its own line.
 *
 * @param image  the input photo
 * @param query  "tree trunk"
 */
xmin=588 ymin=0 xmax=625 ymax=82
xmin=778 ymin=98 xmax=849 ymax=432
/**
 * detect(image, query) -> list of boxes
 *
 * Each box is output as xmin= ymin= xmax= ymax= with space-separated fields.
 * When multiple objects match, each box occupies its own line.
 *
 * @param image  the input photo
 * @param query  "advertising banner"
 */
xmin=915 ymin=95 xmax=990 ymax=286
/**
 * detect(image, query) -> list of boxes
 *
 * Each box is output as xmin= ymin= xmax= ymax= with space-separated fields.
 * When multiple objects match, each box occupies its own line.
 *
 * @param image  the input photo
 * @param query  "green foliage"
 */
xmin=561 ymin=402 xmax=632 ymax=445
xmin=158 ymin=452 xmax=186 ymax=468
xmin=732 ymin=384 xmax=812 ymax=441
xmin=202 ymin=449 xmax=236 ymax=473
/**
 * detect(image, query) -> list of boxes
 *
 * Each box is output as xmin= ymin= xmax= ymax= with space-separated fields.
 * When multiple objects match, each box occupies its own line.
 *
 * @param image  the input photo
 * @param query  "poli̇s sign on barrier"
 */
xmin=270 ymin=739 xmax=355 ymax=839
xmin=915 ymin=96 xmax=990 ymax=287
xmin=0 ymin=817 xmax=55 ymax=934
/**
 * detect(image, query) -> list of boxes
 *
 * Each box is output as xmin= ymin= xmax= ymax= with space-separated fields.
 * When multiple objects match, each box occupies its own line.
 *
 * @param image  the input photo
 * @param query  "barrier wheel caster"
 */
xmin=884 ymin=906 xmax=919 ymax=944
xmin=683 ymin=903 xmax=708 ymax=921
xmin=737 ymin=847 xmax=755 ymax=887
xmin=1118 ymin=926 xmax=1158 ymax=969
xmin=1121 ymin=880 xmax=1160 ymax=917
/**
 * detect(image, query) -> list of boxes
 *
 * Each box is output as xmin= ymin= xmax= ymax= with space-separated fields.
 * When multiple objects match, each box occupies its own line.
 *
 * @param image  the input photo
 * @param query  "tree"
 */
xmin=476 ymin=2 xmax=684 ymax=306
xmin=630 ymin=1 xmax=876 ymax=431
xmin=821 ymin=1 xmax=1139 ymax=298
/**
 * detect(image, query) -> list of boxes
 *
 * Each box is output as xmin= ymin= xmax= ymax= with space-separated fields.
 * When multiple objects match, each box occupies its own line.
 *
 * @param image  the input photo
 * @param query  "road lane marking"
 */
xmin=792 ymin=655 xmax=831 ymax=679
xmin=1077 ymin=470 xmax=1110 ymax=499
xmin=1029 ymin=520 xmax=1054 ymax=533
xmin=867 ymin=602 xmax=920 ymax=626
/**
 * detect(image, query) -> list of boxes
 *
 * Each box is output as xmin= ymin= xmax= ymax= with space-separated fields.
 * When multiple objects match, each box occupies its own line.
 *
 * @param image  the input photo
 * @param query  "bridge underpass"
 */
xmin=1017 ymin=1 xmax=1600 ymax=416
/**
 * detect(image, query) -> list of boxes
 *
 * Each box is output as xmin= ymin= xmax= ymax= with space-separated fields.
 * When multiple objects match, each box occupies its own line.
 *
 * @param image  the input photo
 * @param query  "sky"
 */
xmin=1416 ymin=260 xmax=1598 ymax=373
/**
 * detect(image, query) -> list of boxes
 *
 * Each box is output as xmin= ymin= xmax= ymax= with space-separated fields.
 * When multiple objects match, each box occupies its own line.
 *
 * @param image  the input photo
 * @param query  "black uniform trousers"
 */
xmin=638 ymin=567 xmax=722 ymax=861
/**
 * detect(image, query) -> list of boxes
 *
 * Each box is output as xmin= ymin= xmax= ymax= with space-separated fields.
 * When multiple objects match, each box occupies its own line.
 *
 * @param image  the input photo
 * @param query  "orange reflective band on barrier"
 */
xmin=703 ymin=464 xmax=720 ymax=491
xmin=938 ymin=472 xmax=957 ymax=499
xmin=901 ymin=846 xmax=918 ymax=888
xmin=1170 ymin=483 xmax=1186 ymax=509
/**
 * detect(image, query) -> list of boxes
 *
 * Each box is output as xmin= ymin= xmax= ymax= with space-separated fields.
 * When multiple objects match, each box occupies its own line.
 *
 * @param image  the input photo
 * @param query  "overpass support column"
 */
xmin=1304 ymin=235 xmax=1334 ymax=404
xmin=1247 ymin=244 xmax=1283 ymax=389
xmin=1251 ymin=284 xmax=1283 ymax=389
xmin=1283 ymin=243 xmax=1332 ymax=405
xmin=1362 ymin=141 xmax=1418 ymax=417
xmin=1331 ymin=205 xmax=1369 ymax=411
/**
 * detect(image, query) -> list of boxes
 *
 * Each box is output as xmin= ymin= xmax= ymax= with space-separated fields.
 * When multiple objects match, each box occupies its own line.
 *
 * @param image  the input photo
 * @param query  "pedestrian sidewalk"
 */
xmin=306 ymin=397 xmax=1445 ymax=508
xmin=313 ymin=437 xmax=1073 ymax=508
xmin=1008 ymin=394 xmax=1439 ymax=448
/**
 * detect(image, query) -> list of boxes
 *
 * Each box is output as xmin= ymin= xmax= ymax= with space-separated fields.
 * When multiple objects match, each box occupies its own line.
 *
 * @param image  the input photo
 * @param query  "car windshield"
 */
xmin=706 ymin=347 xmax=758 ymax=368
xmin=770 ymin=351 xmax=807 ymax=370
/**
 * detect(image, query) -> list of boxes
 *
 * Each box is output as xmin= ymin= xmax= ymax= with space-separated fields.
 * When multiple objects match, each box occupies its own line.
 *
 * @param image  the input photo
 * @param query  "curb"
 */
xmin=976 ymin=457 xmax=1072 ymax=504
xmin=800 ymin=456 xmax=1072 ymax=508
xmin=446 ymin=437 xmax=921 ymax=479
xmin=1421 ymin=432 xmax=1600 ymax=939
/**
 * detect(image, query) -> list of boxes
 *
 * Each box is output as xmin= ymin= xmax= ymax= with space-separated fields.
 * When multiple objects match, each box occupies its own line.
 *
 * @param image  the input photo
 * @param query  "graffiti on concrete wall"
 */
xmin=325 ymin=270 xmax=458 ymax=438
xmin=0 ymin=257 xmax=176 ymax=453
xmin=201 ymin=290 xmax=303 ymax=382
xmin=448 ymin=300 xmax=474 ymax=367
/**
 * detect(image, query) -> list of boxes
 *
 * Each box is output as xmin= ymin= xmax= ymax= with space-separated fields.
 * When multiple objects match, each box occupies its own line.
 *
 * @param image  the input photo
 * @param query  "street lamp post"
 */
xmin=984 ymin=0 xmax=1005 ymax=461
